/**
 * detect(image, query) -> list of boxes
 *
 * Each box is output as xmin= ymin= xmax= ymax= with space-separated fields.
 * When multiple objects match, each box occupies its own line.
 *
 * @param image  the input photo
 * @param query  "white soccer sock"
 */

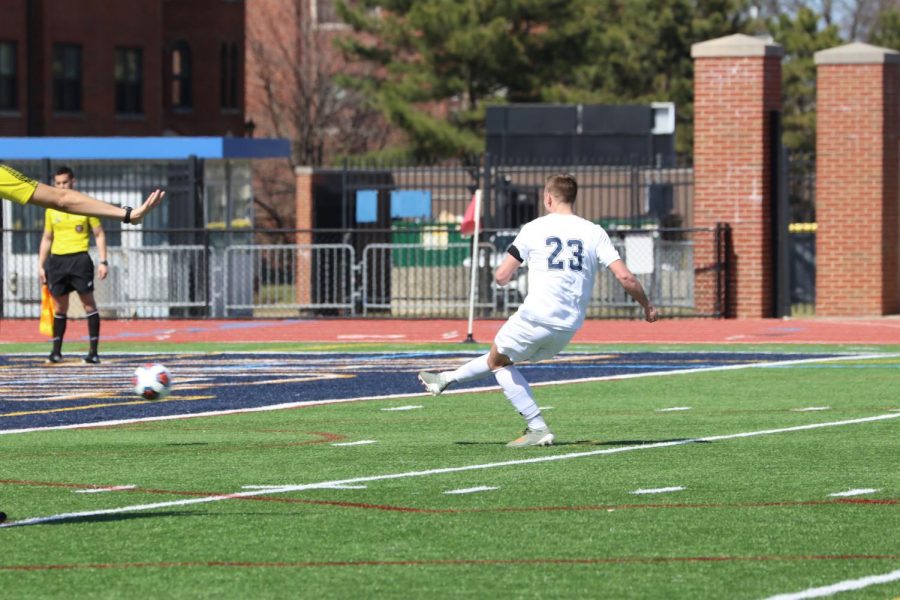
xmin=446 ymin=353 xmax=492 ymax=383
xmin=494 ymin=366 xmax=547 ymax=430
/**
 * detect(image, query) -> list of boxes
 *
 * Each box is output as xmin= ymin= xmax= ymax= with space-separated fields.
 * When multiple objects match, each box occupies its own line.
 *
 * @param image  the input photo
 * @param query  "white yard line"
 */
xmin=791 ymin=407 xmax=831 ymax=412
xmin=243 ymin=484 xmax=367 ymax=490
xmin=317 ymin=484 xmax=367 ymax=490
xmin=762 ymin=568 xmax=900 ymax=600
xmin=3 ymin=352 xmax=893 ymax=437
xmin=549 ymin=353 xmax=897 ymax=389
xmin=2 ymin=412 xmax=897 ymax=528
xmin=381 ymin=405 xmax=423 ymax=411
xmin=331 ymin=440 xmax=377 ymax=447
xmin=827 ymin=488 xmax=880 ymax=498
xmin=656 ymin=407 xmax=692 ymax=412
xmin=443 ymin=486 xmax=498 ymax=495
xmin=73 ymin=485 xmax=136 ymax=494
xmin=630 ymin=486 xmax=685 ymax=495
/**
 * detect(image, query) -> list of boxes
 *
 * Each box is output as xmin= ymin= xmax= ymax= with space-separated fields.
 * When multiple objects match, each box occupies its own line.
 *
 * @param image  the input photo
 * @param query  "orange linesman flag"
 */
xmin=39 ymin=285 xmax=55 ymax=337
xmin=460 ymin=190 xmax=481 ymax=237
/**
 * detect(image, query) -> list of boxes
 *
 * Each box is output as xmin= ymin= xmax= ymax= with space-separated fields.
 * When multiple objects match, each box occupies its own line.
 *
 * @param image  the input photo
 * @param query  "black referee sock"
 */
xmin=86 ymin=311 xmax=100 ymax=355
xmin=52 ymin=314 xmax=67 ymax=355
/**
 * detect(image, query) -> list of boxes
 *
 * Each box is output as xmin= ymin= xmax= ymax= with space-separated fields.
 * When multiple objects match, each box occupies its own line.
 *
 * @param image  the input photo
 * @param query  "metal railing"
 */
xmin=361 ymin=242 xmax=496 ymax=317
xmin=104 ymin=245 xmax=208 ymax=318
xmin=223 ymin=243 xmax=356 ymax=316
xmin=1 ymin=226 xmax=727 ymax=319
xmin=489 ymin=234 xmax=699 ymax=319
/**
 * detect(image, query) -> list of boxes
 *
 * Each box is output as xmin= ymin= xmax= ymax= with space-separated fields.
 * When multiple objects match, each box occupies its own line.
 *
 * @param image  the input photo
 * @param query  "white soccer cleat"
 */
xmin=418 ymin=371 xmax=449 ymax=396
xmin=506 ymin=426 xmax=555 ymax=448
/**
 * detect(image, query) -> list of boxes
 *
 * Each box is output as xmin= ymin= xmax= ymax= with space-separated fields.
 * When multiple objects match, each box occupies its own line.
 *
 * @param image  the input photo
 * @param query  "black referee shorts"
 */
xmin=47 ymin=252 xmax=95 ymax=297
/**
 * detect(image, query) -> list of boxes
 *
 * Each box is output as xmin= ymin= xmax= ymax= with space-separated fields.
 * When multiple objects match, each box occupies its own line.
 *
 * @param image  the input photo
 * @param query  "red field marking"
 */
xmin=2 ymin=554 xmax=898 ymax=572
xmin=3 ymin=478 xmax=896 ymax=514
xmin=3 ymin=432 xmax=346 ymax=457
xmin=3 ymin=317 xmax=900 ymax=345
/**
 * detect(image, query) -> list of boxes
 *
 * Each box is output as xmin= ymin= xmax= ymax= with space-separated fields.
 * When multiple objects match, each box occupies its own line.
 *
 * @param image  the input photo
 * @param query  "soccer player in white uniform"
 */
xmin=418 ymin=173 xmax=658 ymax=447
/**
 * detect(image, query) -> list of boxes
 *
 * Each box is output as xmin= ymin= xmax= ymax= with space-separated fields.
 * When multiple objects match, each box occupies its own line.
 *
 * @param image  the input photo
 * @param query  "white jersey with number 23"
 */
xmin=511 ymin=213 xmax=621 ymax=331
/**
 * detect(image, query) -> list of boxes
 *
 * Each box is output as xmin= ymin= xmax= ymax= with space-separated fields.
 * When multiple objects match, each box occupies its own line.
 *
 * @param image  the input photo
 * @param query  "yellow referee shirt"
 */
xmin=45 ymin=208 xmax=100 ymax=255
xmin=0 ymin=164 xmax=38 ymax=204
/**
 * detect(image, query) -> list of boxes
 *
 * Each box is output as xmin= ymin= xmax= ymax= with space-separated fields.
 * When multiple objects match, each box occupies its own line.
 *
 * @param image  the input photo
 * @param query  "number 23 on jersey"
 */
xmin=546 ymin=237 xmax=584 ymax=271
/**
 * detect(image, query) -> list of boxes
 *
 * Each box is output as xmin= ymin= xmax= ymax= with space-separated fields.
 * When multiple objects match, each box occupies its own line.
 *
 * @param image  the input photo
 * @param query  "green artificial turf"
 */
xmin=1 ymin=349 xmax=898 ymax=598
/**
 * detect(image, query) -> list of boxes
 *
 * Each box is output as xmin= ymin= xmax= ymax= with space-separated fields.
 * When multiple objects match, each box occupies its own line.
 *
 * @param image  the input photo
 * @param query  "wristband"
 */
xmin=123 ymin=206 xmax=133 ymax=224
xmin=100 ymin=260 xmax=109 ymax=266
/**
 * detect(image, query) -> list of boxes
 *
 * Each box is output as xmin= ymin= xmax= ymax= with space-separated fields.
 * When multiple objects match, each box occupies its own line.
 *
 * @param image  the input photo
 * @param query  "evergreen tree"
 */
xmin=337 ymin=0 xmax=590 ymax=160
xmin=548 ymin=0 xmax=749 ymax=154
xmin=868 ymin=9 xmax=900 ymax=51
xmin=767 ymin=7 xmax=842 ymax=155
xmin=332 ymin=0 xmax=900 ymax=188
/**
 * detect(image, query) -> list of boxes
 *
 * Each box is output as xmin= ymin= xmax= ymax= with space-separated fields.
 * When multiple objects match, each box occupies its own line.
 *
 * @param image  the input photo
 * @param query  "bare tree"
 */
xmin=245 ymin=0 xmax=391 ymax=239
xmin=755 ymin=0 xmax=898 ymax=39
xmin=247 ymin=0 xmax=389 ymax=166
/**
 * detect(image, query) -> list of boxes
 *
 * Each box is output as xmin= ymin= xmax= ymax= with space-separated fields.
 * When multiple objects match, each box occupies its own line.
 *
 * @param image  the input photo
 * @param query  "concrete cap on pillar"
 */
xmin=691 ymin=33 xmax=784 ymax=58
xmin=294 ymin=166 xmax=314 ymax=176
xmin=814 ymin=42 xmax=900 ymax=65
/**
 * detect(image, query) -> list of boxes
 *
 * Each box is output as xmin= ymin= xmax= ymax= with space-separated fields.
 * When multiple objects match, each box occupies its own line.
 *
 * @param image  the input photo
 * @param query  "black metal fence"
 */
xmin=339 ymin=153 xmax=695 ymax=234
xmin=1 ymin=155 xmax=733 ymax=320
xmin=2 ymin=225 xmax=730 ymax=319
xmin=786 ymin=151 xmax=816 ymax=315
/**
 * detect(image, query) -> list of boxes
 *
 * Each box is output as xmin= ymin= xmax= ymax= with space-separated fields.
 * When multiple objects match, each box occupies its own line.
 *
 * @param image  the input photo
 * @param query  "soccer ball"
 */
xmin=133 ymin=363 xmax=172 ymax=400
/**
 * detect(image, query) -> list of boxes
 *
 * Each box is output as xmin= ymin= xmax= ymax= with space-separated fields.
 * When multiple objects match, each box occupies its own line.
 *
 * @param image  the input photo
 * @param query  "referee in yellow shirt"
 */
xmin=38 ymin=167 xmax=109 ymax=364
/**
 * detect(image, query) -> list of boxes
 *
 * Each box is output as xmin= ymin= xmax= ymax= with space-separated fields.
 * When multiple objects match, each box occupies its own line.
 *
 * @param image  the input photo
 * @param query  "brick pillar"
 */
xmin=692 ymin=34 xmax=783 ymax=318
xmin=295 ymin=166 xmax=314 ymax=307
xmin=815 ymin=43 xmax=900 ymax=316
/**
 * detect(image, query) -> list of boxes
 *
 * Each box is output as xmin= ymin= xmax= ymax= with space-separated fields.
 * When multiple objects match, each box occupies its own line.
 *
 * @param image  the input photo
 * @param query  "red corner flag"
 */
xmin=460 ymin=190 xmax=481 ymax=236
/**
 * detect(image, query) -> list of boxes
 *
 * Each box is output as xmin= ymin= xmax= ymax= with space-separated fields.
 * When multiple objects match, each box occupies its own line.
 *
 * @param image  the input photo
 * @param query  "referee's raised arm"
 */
xmin=1 ymin=163 xmax=165 ymax=223
xmin=29 ymin=184 xmax=166 ymax=224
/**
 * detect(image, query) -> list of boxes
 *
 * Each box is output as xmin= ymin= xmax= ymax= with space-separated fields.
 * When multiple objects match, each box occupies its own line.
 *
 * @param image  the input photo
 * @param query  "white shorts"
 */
xmin=494 ymin=312 xmax=576 ymax=363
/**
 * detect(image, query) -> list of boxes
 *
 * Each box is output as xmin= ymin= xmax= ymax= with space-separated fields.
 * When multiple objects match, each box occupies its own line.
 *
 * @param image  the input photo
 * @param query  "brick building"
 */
xmin=0 ymin=0 xmax=245 ymax=137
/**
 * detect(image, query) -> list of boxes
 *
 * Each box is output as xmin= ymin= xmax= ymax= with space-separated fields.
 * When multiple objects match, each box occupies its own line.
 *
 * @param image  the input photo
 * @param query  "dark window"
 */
xmin=52 ymin=44 xmax=82 ymax=112
xmin=229 ymin=44 xmax=239 ymax=109
xmin=0 ymin=41 xmax=16 ymax=110
xmin=171 ymin=41 xmax=192 ymax=109
xmin=220 ymin=42 xmax=240 ymax=110
xmin=315 ymin=0 xmax=341 ymax=24
xmin=115 ymin=47 xmax=143 ymax=114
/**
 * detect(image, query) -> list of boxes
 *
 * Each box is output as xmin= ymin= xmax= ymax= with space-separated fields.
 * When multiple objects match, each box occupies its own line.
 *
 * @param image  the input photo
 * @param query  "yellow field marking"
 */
xmin=141 ymin=373 xmax=354 ymax=393
xmin=0 ymin=372 xmax=352 ymax=402
xmin=0 ymin=396 xmax=216 ymax=418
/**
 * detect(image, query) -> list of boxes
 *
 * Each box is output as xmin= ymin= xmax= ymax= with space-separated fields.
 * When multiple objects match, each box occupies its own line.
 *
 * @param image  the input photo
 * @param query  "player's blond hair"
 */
xmin=545 ymin=174 xmax=577 ymax=204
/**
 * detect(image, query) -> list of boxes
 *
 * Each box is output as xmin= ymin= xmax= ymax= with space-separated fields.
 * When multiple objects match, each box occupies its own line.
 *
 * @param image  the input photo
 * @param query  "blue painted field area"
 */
xmin=0 ymin=351 xmax=839 ymax=432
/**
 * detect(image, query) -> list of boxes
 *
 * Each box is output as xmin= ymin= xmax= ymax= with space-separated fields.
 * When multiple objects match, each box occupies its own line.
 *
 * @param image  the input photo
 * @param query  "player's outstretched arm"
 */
xmin=29 ymin=184 xmax=165 ymax=224
xmin=608 ymin=259 xmax=658 ymax=323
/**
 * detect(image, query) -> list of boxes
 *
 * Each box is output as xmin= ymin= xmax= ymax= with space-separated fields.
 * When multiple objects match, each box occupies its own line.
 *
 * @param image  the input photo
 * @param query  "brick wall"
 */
xmin=0 ymin=0 xmax=28 ymax=136
xmin=692 ymin=35 xmax=783 ymax=318
xmin=815 ymin=45 xmax=900 ymax=316
xmin=0 ymin=0 xmax=245 ymax=137
xmin=162 ymin=0 xmax=246 ymax=136
xmin=42 ymin=0 xmax=163 ymax=136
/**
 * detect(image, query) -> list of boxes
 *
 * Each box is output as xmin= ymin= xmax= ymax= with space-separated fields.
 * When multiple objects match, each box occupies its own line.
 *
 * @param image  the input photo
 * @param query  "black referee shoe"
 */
xmin=82 ymin=353 xmax=101 ymax=365
xmin=47 ymin=352 xmax=63 ymax=364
